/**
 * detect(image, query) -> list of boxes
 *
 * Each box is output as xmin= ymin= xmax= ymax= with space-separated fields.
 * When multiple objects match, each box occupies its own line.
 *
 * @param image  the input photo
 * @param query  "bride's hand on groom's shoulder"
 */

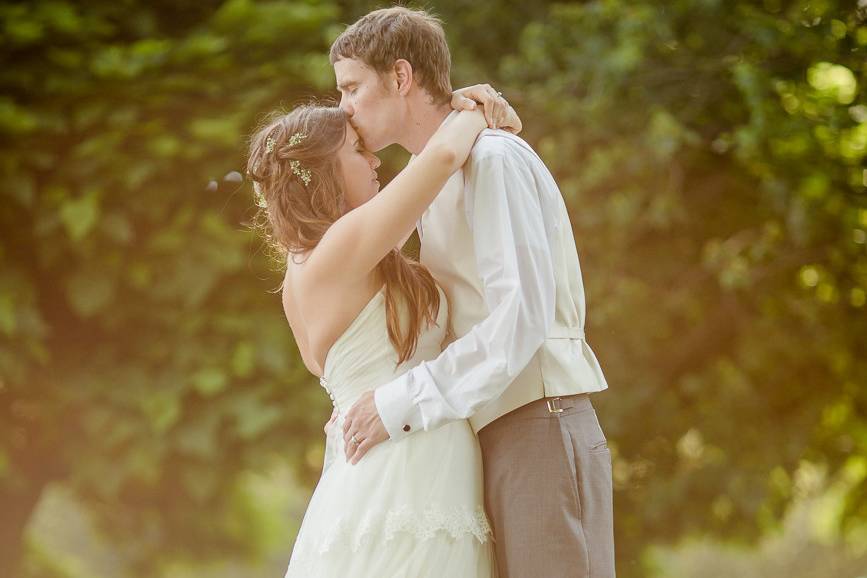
xmin=451 ymin=84 xmax=522 ymax=135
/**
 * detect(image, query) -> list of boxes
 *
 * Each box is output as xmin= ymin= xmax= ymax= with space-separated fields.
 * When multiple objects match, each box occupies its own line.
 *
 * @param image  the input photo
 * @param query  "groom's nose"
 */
xmin=339 ymin=94 xmax=354 ymax=117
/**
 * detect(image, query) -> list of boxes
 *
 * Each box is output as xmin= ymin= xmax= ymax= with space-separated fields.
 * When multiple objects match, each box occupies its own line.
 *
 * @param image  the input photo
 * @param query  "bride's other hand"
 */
xmin=451 ymin=84 xmax=522 ymax=134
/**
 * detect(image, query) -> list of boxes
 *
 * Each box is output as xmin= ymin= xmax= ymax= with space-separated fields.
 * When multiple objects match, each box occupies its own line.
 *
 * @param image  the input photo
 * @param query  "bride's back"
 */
xmin=281 ymin=257 xmax=386 ymax=377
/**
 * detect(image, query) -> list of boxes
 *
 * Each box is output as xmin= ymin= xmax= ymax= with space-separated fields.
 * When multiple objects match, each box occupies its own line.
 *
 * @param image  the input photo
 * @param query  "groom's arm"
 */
xmin=373 ymin=138 xmax=556 ymax=441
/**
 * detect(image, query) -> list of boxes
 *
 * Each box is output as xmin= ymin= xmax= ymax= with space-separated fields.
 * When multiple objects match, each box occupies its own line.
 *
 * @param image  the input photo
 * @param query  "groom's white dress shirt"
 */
xmin=374 ymin=114 xmax=609 ymax=441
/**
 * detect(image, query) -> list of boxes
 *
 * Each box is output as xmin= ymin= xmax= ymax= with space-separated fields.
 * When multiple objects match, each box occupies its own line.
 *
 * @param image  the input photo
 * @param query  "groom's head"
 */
xmin=330 ymin=7 xmax=452 ymax=152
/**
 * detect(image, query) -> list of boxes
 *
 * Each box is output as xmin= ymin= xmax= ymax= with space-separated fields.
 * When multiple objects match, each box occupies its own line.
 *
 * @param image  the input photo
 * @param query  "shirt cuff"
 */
xmin=374 ymin=375 xmax=423 ymax=442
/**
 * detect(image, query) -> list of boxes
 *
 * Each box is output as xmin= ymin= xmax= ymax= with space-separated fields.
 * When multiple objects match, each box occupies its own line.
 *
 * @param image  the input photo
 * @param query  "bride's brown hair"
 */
xmin=246 ymin=104 xmax=444 ymax=365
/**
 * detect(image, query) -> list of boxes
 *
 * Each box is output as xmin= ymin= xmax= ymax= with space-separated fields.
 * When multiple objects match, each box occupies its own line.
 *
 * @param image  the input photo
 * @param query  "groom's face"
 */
xmin=334 ymin=57 xmax=399 ymax=153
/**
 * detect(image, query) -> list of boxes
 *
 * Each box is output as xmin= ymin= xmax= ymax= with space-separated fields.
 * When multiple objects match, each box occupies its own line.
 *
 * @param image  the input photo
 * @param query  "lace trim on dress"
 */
xmin=295 ymin=504 xmax=493 ymax=556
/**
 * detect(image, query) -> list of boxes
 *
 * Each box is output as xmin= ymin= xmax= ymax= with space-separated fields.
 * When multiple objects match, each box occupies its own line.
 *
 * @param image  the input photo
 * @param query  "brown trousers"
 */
xmin=478 ymin=394 xmax=615 ymax=578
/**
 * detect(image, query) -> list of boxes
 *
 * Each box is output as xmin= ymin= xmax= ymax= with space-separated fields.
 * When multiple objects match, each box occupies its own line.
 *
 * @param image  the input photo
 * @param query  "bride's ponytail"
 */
xmin=377 ymin=249 xmax=446 ymax=366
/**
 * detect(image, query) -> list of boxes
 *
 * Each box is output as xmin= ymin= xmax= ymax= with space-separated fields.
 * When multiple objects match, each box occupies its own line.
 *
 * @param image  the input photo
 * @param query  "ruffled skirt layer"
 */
xmin=284 ymin=417 xmax=495 ymax=578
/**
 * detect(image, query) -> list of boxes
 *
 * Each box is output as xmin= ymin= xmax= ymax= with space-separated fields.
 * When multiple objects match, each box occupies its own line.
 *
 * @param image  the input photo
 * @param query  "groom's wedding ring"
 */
xmin=350 ymin=434 xmax=360 ymax=446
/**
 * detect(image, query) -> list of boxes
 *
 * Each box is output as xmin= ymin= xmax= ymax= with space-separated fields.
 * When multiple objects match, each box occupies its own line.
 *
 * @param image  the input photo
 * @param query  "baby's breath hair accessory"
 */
xmin=285 ymin=131 xmax=311 ymax=186
xmin=290 ymin=160 xmax=312 ymax=186
xmin=252 ymin=182 xmax=267 ymax=210
xmin=288 ymin=131 xmax=307 ymax=147
xmin=265 ymin=130 xmax=306 ymax=155
xmin=264 ymin=130 xmax=311 ymax=186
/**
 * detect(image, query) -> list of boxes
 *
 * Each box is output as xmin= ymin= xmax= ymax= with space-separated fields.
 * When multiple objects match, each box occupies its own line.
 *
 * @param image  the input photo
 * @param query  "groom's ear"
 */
xmin=393 ymin=59 xmax=414 ymax=97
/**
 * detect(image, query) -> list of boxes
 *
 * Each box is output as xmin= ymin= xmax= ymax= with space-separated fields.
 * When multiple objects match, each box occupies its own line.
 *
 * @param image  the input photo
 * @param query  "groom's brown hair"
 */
xmin=329 ymin=6 xmax=452 ymax=105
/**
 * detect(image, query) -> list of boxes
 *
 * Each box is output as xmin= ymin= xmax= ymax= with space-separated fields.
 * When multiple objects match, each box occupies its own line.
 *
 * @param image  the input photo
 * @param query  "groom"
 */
xmin=333 ymin=7 xmax=614 ymax=577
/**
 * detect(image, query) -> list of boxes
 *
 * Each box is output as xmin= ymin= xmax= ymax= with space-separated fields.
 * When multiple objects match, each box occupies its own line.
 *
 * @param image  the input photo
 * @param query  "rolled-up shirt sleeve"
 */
xmin=374 ymin=145 xmax=556 ymax=441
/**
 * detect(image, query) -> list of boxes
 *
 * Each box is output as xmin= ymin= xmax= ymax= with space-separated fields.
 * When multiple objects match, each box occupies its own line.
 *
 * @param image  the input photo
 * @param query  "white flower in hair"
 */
xmin=252 ymin=182 xmax=267 ymax=209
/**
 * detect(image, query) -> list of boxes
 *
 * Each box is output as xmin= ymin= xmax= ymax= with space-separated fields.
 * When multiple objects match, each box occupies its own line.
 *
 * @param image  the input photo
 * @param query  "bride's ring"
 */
xmin=350 ymin=434 xmax=360 ymax=446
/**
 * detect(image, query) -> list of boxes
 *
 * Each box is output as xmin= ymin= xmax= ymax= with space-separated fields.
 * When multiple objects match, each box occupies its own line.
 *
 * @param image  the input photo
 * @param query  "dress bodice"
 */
xmin=320 ymin=285 xmax=449 ymax=415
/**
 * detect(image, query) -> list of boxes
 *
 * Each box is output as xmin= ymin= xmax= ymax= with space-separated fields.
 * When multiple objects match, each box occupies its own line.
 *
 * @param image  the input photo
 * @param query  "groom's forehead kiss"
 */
xmin=333 ymin=59 xmax=393 ymax=123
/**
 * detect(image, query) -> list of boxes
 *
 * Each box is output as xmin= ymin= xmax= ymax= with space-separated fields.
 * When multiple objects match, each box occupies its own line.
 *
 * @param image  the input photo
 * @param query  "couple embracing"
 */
xmin=246 ymin=7 xmax=614 ymax=578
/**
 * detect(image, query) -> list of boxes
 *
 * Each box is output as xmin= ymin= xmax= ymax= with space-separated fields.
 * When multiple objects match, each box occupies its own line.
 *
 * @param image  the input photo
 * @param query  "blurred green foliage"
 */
xmin=1 ymin=1 xmax=865 ymax=577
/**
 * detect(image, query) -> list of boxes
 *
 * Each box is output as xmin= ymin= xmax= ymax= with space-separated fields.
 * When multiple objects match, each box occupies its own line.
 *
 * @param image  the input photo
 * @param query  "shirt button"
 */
xmin=403 ymin=424 xmax=411 ymax=432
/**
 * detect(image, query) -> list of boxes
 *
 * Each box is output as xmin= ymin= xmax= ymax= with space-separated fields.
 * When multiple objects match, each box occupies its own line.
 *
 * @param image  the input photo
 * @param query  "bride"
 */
xmin=246 ymin=95 xmax=520 ymax=577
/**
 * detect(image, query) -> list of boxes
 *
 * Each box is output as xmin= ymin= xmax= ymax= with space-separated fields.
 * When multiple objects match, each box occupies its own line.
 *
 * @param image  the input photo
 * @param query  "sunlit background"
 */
xmin=1 ymin=1 xmax=866 ymax=577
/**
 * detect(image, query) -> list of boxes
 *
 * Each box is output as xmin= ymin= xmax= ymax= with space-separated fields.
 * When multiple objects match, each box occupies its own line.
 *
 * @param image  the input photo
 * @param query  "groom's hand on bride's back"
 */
xmin=342 ymin=390 xmax=390 ymax=465
xmin=451 ymin=84 xmax=522 ymax=135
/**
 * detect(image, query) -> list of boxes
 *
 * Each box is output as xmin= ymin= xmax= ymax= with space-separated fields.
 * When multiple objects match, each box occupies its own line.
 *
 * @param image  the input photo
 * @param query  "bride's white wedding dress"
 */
xmin=284 ymin=285 xmax=496 ymax=577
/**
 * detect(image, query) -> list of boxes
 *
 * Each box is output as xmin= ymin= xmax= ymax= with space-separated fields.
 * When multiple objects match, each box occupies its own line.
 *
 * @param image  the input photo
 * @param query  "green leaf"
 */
xmin=59 ymin=191 xmax=100 ymax=241
xmin=231 ymin=342 xmax=255 ymax=378
xmin=0 ymin=97 xmax=38 ymax=135
xmin=65 ymin=269 xmax=115 ymax=317
xmin=192 ymin=367 xmax=228 ymax=397
xmin=234 ymin=399 xmax=282 ymax=440
xmin=142 ymin=393 xmax=182 ymax=433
